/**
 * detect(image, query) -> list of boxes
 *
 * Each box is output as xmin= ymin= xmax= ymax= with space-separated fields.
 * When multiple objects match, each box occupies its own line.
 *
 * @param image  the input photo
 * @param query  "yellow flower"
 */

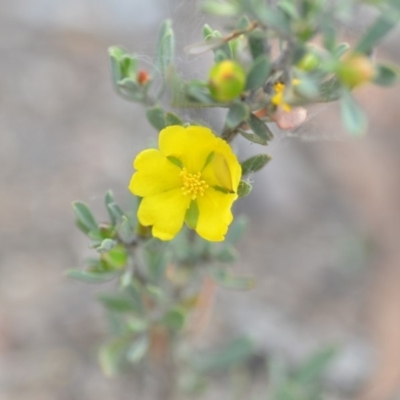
xmin=271 ymin=82 xmax=292 ymax=112
xmin=129 ymin=125 xmax=242 ymax=242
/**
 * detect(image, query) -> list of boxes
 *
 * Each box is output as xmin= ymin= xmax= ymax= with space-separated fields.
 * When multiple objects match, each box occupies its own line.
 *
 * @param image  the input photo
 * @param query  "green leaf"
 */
xmin=246 ymin=55 xmax=271 ymax=91
xmin=225 ymin=216 xmax=248 ymax=244
xmin=201 ymin=1 xmax=239 ymax=16
xmin=248 ymin=31 xmax=265 ymax=60
xmin=210 ymin=267 xmax=255 ymax=290
xmin=126 ymin=335 xmax=149 ymax=363
xmin=96 ymin=238 xmax=117 ymax=253
xmin=215 ymin=245 xmax=238 ymax=263
xmin=108 ymin=46 xmax=124 ymax=85
xmin=226 ymin=103 xmax=250 ymax=129
xmin=98 ymin=294 xmax=135 ymax=313
xmin=119 ymin=216 xmax=136 ymax=244
xmin=143 ymin=245 xmax=169 ymax=283
xmin=65 ymin=269 xmax=118 ymax=283
xmin=99 ymin=336 xmax=131 ymax=377
xmin=192 ymin=337 xmax=254 ymax=373
xmin=146 ymin=105 xmax=166 ymax=130
xmin=165 ymin=112 xmax=183 ymax=126
xmin=295 ymin=347 xmax=337 ymax=384
xmin=72 ymin=201 xmax=99 ymax=234
xmin=355 ymin=12 xmax=399 ymax=54
xmin=237 ymin=181 xmax=252 ymax=198
xmin=105 ymin=191 xmax=117 ymax=225
xmin=155 ymin=19 xmax=175 ymax=75
xmin=127 ymin=316 xmax=148 ymax=333
xmin=340 ymin=91 xmax=368 ymax=136
xmin=333 ymin=42 xmax=350 ymax=59
xmin=241 ymin=154 xmax=272 ymax=176
xmin=373 ymin=64 xmax=399 ymax=86
xmin=186 ymin=84 xmax=217 ymax=105
xmin=238 ymin=129 xmax=268 ymax=145
xmin=317 ymin=77 xmax=342 ymax=102
xmin=164 ymin=308 xmax=186 ymax=331
xmin=101 ymin=245 xmax=128 ymax=270
xmin=126 ymin=281 xmax=145 ymax=315
xmin=247 ymin=113 xmax=274 ymax=141
xmin=117 ymin=78 xmax=143 ymax=101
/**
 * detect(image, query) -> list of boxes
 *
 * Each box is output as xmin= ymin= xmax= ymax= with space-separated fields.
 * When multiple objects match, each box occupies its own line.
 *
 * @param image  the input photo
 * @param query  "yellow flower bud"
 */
xmin=208 ymin=60 xmax=246 ymax=102
xmin=297 ymin=51 xmax=321 ymax=72
xmin=337 ymin=54 xmax=376 ymax=88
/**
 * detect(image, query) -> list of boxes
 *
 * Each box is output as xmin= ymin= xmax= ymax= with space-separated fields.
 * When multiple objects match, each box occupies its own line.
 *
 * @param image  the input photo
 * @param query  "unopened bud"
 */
xmin=137 ymin=69 xmax=150 ymax=85
xmin=337 ymin=54 xmax=375 ymax=88
xmin=208 ymin=60 xmax=246 ymax=102
xmin=297 ymin=51 xmax=321 ymax=72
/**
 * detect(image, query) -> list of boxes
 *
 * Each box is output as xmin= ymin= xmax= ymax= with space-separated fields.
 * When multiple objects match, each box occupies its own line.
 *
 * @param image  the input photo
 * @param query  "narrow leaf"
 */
xmin=247 ymin=113 xmax=274 ymax=141
xmin=65 ymin=269 xmax=118 ymax=283
xmin=72 ymin=202 xmax=99 ymax=233
xmin=237 ymin=181 xmax=252 ymax=198
xmin=238 ymin=129 xmax=268 ymax=145
xmin=340 ymin=91 xmax=368 ymax=136
xmin=355 ymin=12 xmax=399 ymax=54
xmin=226 ymin=103 xmax=250 ymax=129
xmin=146 ymin=105 xmax=166 ymax=130
xmin=246 ymin=55 xmax=271 ymax=91
xmin=127 ymin=336 xmax=149 ymax=363
xmin=241 ymin=154 xmax=272 ymax=176
xmin=373 ymin=64 xmax=399 ymax=86
xmin=210 ymin=267 xmax=255 ymax=290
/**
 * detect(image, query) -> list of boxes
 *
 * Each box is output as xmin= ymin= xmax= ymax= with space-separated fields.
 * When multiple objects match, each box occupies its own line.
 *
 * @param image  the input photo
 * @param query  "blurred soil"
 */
xmin=1 ymin=1 xmax=400 ymax=400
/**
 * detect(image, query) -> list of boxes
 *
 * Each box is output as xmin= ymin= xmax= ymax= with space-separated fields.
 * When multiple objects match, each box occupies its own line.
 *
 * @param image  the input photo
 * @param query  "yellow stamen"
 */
xmin=180 ymin=168 xmax=209 ymax=200
xmin=271 ymin=82 xmax=292 ymax=112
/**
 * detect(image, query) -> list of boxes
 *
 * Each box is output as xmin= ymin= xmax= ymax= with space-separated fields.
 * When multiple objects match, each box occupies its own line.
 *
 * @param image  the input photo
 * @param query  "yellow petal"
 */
xmin=159 ymin=125 xmax=217 ymax=173
xmin=201 ymin=138 xmax=241 ymax=192
xmin=129 ymin=149 xmax=182 ymax=197
xmin=195 ymin=189 xmax=237 ymax=241
xmin=137 ymin=188 xmax=191 ymax=241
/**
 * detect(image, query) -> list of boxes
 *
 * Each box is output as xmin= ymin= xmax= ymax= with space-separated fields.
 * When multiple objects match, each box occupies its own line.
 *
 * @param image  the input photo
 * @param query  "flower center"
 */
xmin=180 ymin=168 xmax=209 ymax=200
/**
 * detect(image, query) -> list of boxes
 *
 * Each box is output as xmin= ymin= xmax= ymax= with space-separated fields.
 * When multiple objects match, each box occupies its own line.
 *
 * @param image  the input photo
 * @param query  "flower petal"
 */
xmin=137 ymin=188 xmax=191 ymax=241
xmin=129 ymin=149 xmax=182 ymax=197
xmin=201 ymin=138 xmax=241 ymax=192
xmin=195 ymin=189 xmax=237 ymax=241
xmin=159 ymin=125 xmax=218 ymax=173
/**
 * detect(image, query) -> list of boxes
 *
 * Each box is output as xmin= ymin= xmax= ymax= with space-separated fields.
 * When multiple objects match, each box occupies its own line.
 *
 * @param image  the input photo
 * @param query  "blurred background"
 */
xmin=1 ymin=1 xmax=400 ymax=399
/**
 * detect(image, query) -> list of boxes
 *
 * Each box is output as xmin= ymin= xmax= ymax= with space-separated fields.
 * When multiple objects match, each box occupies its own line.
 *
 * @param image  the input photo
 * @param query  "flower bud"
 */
xmin=297 ymin=51 xmax=321 ymax=72
xmin=208 ymin=60 xmax=246 ymax=102
xmin=137 ymin=69 xmax=150 ymax=85
xmin=337 ymin=54 xmax=375 ymax=88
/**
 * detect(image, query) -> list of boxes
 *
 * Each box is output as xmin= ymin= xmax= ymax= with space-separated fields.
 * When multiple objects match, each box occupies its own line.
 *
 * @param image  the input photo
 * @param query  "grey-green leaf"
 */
xmin=126 ymin=336 xmax=149 ymax=363
xmin=246 ymin=55 xmax=271 ymax=91
xmin=238 ymin=129 xmax=268 ymax=145
xmin=165 ymin=111 xmax=183 ymax=126
xmin=355 ymin=12 xmax=399 ymax=54
xmin=99 ymin=336 xmax=131 ymax=377
xmin=98 ymin=294 xmax=135 ymax=313
xmin=72 ymin=201 xmax=99 ymax=234
xmin=247 ymin=113 xmax=274 ymax=141
xmin=241 ymin=154 xmax=272 ymax=176
xmin=340 ymin=91 xmax=368 ymax=136
xmin=210 ymin=268 xmax=255 ymax=290
xmin=65 ymin=269 xmax=118 ymax=283
xmin=192 ymin=337 xmax=254 ymax=373
xmin=373 ymin=64 xmax=399 ymax=86
xmin=237 ymin=181 xmax=252 ymax=198
xmin=226 ymin=103 xmax=250 ymax=129
xmin=146 ymin=105 xmax=166 ymax=130
xmin=155 ymin=19 xmax=175 ymax=75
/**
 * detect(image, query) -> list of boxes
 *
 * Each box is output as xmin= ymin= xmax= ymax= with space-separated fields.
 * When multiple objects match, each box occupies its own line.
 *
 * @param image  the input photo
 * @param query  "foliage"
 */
xmin=70 ymin=0 xmax=399 ymax=398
